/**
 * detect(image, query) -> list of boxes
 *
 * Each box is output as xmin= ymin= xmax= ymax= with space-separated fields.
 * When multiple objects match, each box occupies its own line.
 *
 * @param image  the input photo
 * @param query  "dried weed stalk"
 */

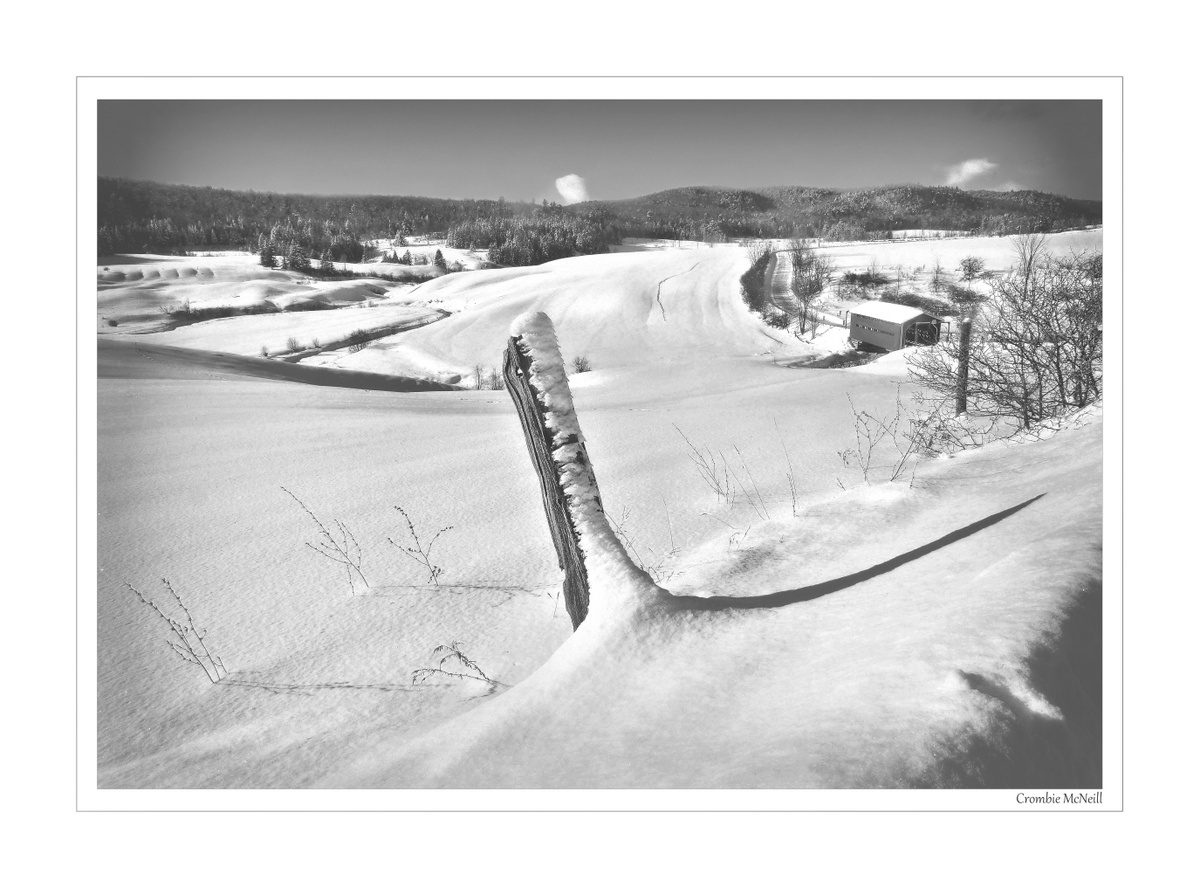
xmin=125 ymin=578 xmax=227 ymax=683
xmin=388 ymin=506 xmax=453 ymax=586
xmin=282 ymin=486 xmax=369 ymax=594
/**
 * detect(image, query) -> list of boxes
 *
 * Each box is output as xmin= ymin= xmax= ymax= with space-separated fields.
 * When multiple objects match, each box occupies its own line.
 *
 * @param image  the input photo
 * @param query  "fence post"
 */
xmin=956 ymin=317 xmax=972 ymax=415
xmin=502 ymin=334 xmax=598 ymax=630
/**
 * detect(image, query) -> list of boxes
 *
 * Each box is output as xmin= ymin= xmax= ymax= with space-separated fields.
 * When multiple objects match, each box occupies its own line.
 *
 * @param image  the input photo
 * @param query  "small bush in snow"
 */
xmin=286 ymin=336 xmax=301 ymax=352
xmin=572 ymin=355 xmax=592 ymax=373
xmin=765 ymin=312 xmax=790 ymax=330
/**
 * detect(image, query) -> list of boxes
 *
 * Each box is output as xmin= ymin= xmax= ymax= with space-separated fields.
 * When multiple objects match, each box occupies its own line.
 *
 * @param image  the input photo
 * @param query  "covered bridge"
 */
xmin=847 ymin=302 xmax=944 ymax=351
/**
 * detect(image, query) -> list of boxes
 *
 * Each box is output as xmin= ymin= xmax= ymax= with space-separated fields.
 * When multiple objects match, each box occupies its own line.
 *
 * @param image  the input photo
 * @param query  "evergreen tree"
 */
xmin=433 ymin=249 xmax=448 ymax=272
xmin=259 ymin=243 xmax=276 ymax=268
xmin=287 ymin=242 xmax=310 ymax=272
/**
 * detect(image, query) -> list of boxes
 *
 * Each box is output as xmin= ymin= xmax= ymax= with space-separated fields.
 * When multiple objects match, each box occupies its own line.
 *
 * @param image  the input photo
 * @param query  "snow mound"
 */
xmin=323 ymin=414 xmax=1102 ymax=789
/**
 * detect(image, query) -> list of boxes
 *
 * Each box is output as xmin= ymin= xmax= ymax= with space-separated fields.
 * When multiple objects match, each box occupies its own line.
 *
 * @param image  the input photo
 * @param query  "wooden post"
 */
xmin=503 ymin=335 xmax=599 ymax=630
xmin=956 ymin=317 xmax=972 ymax=416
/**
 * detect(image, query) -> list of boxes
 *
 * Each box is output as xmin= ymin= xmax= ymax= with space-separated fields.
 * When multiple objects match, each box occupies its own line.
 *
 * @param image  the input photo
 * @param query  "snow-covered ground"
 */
xmin=98 ymin=253 xmax=441 ymax=335
xmin=300 ymin=244 xmax=814 ymax=382
xmin=127 ymin=302 xmax=443 ymax=358
xmin=94 ymin=230 xmax=1104 ymax=790
xmin=814 ymin=228 xmax=1101 ymax=279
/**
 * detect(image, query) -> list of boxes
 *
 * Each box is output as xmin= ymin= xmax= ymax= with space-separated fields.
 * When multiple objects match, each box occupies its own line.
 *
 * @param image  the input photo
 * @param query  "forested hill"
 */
xmin=577 ymin=184 xmax=1102 ymax=240
xmin=97 ymin=177 xmax=1102 ymax=256
xmin=97 ymin=177 xmax=522 ymax=255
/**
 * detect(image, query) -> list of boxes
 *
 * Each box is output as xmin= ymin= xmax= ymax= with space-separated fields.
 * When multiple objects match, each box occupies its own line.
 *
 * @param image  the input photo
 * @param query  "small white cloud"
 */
xmin=945 ymin=158 xmax=997 ymax=187
xmin=555 ymin=173 xmax=589 ymax=204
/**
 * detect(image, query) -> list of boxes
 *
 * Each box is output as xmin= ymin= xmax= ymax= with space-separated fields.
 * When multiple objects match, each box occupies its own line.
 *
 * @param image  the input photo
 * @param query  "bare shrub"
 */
xmin=286 ymin=336 xmax=301 ymax=351
xmin=909 ymin=392 xmax=1007 ymax=454
xmin=282 ymin=487 xmax=369 ymax=594
xmin=346 ymin=328 xmax=371 ymax=353
xmin=745 ymin=240 xmax=772 ymax=265
xmin=125 ymin=578 xmax=227 ymax=683
xmin=388 ymin=506 xmax=453 ymax=586
xmin=572 ymin=355 xmax=592 ymax=373
xmin=837 ymin=391 xmax=929 ymax=487
xmin=909 ymin=252 xmax=1102 ymax=429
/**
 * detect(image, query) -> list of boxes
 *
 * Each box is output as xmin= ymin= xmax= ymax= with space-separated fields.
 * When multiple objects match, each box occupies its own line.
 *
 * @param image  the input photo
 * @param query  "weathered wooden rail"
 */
xmin=502 ymin=330 xmax=602 ymax=630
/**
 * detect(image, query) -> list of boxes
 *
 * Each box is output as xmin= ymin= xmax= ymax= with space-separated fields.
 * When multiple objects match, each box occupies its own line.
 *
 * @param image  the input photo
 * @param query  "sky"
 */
xmin=97 ymin=100 xmax=1102 ymax=202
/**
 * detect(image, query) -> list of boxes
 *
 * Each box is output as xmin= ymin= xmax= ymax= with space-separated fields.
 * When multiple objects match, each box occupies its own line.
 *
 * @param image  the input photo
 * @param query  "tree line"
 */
xmin=98 ymin=177 xmax=1103 ymax=260
xmin=97 ymin=177 xmax=521 ymax=256
xmin=446 ymin=212 xmax=619 ymax=266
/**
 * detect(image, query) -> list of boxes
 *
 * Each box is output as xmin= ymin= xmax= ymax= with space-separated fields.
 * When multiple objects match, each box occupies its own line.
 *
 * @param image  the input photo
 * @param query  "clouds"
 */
xmin=945 ymin=158 xmax=997 ymax=187
xmin=555 ymin=173 xmax=590 ymax=204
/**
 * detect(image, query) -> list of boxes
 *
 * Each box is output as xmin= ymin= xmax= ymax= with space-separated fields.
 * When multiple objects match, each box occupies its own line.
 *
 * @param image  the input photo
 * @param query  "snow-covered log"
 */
xmin=503 ymin=311 xmax=659 ymax=629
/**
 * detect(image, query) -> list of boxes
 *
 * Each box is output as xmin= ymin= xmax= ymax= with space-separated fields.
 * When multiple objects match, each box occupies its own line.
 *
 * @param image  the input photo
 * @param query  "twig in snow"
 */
xmin=411 ymin=642 xmax=501 ymax=688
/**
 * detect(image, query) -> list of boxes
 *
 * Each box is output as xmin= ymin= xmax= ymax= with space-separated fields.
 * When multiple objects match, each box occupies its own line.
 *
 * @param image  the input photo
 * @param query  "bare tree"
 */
xmin=908 ymin=252 xmax=1102 ymax=430
xmin=929 ymin=259 xmax=947 ymax=298
xmin=789 ymin=243 xmax=834 ymax=336
xmin=1012 ymin=232 xmax=1049 ymax=294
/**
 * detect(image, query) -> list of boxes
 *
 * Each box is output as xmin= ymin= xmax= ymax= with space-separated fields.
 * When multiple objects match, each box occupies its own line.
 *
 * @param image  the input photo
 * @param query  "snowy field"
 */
xmin=95 ymin=229 xmax=1103 ymax=789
